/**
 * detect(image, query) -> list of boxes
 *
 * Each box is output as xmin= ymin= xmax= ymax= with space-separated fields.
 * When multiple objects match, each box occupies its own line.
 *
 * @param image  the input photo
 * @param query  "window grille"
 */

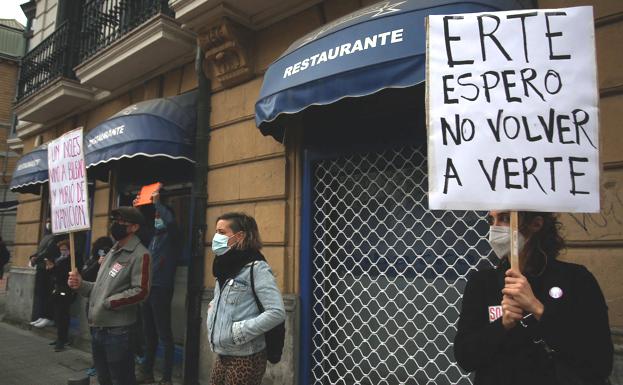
xmin=310 ymin=146 xmax=493 ymax=385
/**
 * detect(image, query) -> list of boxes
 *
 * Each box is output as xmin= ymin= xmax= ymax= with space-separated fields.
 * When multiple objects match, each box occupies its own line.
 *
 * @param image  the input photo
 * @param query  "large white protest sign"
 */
xmin=48 ymin=128 xmax=91 ymax=233
xmin=427 ymin=6 xmax=599 ymax=213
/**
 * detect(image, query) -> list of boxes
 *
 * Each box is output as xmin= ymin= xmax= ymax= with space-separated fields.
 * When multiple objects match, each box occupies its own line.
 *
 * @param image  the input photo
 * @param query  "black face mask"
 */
xmin=110 ymin=222 xmax=129 ymax=241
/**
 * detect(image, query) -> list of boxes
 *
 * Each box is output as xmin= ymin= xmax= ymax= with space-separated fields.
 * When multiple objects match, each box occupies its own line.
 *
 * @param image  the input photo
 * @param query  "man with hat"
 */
xmin=69 ymin=206 xmax=151 ymax=385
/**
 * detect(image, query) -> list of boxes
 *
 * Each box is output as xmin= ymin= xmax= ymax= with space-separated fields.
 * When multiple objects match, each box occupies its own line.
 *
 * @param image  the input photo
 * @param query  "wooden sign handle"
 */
xmin=69 ymin=232 xmax=77 ymax=273
xmin=510 ymin=211 xmax=519 ymax=271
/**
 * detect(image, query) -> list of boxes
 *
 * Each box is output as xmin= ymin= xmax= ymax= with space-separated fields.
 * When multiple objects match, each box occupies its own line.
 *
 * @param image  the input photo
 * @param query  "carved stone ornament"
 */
xmin=197 ymin=18 xmax=254 ymax=88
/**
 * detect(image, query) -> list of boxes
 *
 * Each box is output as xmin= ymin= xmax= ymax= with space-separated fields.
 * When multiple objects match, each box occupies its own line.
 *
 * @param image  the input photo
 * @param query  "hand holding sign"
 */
xmin=68 ymin=270 xmax=82 ymax=290
xmin=501 ymin=295 xmax=522 ymax=330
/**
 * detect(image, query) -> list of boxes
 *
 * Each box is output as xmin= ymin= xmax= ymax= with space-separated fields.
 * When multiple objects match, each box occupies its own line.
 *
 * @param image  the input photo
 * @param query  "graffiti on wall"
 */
xmin=565 ymin=178 xmax=623 ymax=240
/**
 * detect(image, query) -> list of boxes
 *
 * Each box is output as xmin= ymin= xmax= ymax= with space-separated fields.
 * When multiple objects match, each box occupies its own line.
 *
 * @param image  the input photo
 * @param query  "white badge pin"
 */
xmin=549 ymin=286 xmax=563 ymax=299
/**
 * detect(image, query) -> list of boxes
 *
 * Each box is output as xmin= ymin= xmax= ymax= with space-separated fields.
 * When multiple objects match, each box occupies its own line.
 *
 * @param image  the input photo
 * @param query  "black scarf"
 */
xmin=212 ymin=248 xmax=265 ymax=288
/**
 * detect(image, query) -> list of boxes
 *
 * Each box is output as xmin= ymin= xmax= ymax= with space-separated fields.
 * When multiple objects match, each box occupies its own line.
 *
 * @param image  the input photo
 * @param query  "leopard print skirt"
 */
xmin=210 ymin=350 xmax=267 ymax=385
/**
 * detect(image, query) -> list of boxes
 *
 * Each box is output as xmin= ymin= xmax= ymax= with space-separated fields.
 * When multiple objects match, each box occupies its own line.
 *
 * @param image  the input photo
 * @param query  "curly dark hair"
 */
xmin=519 ymin=211 xmax=566 ymax=271
xmin=216 ymin=212 xmax=263 ymax=251
xmin=91 ymin=236 xmax=113 ymax=258
xmin=57 ymin=239 xmax=70 ymax=249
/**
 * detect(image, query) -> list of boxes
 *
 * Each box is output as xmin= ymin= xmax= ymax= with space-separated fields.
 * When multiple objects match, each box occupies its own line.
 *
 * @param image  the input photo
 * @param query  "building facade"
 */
xmin=6 ymin=0 xmax=622 ymax=384
xmin=0 ymin=18 xmax=25 ymax=256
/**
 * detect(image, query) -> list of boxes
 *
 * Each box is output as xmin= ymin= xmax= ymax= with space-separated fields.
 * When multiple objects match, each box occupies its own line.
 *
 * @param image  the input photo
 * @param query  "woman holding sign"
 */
xmin=454 ymin=211 xmax=613 ymax=385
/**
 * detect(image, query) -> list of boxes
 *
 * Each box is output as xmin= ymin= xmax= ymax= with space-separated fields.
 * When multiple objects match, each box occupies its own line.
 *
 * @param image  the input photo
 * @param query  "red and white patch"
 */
xmin=488 ymin=305 xmax=503 ymax=323
xmin=109 ymin=262 xmax=124 ymax=278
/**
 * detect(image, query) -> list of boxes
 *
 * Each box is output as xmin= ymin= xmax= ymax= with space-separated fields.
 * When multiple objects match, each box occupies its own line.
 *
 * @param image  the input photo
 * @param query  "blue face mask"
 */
xmin=212 ymin=233 xmax=230 ymax=256
xmin=154 ymin=218 xmax=166 ymax=230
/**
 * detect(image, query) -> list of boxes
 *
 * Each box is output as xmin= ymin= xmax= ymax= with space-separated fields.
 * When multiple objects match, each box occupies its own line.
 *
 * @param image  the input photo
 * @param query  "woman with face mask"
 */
xmin=453 ymin=211 xmax=613 ymax=385
xmin=207 ymin=212 xmax=286 ymax=385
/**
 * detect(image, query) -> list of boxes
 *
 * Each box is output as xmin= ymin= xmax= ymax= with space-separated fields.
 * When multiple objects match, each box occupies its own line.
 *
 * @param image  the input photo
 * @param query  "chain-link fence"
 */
xmin=310 ymin=146 xmax=493 ymax=385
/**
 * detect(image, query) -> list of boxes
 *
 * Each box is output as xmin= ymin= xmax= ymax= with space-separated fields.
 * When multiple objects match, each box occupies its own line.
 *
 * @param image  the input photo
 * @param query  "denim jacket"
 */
xmin=207 ymin=260 xmax=286 ymax=356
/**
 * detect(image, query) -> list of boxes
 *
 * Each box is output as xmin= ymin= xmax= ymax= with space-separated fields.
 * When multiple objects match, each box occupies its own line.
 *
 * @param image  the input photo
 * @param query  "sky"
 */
xmin=0 ymin=0 xmax=28 ymax=26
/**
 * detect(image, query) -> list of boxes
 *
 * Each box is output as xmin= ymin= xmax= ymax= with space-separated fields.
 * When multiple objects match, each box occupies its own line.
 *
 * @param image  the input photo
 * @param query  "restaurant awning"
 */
xmin=0 ymin=200 xmax=18 ymax=212
xmin=9 ymin=143 xmax=48 ymax=194
xmin=85 ymin=91 xmax=197 ymax=180
xmin=255 ymin=0 xmax=526 ymax=141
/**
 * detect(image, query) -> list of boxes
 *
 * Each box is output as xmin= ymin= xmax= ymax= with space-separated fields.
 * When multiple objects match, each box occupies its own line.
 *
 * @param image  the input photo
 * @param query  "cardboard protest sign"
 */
xmin=134 ymin=182 xmax=162 ymax=206
xmin=427 ymin=6 xmax=600 ymax=213
xmin=48 ymin=128 xmax=91 ymax=233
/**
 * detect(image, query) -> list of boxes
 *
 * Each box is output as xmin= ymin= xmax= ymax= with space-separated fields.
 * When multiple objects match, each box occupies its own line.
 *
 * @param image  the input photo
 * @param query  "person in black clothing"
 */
xmin=48 ymin=239 xmax=76 ymax=351
xmin=454 ymin=211 xmax=613 ymax=385
xmin=0 ymin=236 xmax=10 ymax=280
xmin=82 ymin=236 xmax=114 ymax=282
xmin=137 ymin=190 xmax=180 ymax=385
xmin=30 ymin=218 xmax=61 ymax=327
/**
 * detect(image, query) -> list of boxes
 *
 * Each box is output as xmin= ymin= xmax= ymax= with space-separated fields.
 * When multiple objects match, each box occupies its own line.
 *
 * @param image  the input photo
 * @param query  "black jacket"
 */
xmin=51 ymin=254 xmax=71 ymax=295
xmin=32 ymin=233 xmax=60 ymax=271
xmin=454 ymin=259 xmax=613 ymax=385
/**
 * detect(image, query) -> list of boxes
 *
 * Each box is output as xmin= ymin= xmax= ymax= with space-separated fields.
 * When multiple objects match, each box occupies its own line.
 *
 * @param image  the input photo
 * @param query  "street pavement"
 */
xmin=0 ymin=272 xmax=181 ymax=385
xmin=0 ymin=319 xmax=95 ymax=385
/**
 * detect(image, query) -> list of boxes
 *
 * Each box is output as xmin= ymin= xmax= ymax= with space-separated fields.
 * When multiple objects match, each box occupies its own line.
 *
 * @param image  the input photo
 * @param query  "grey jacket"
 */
xmin=78 ymin=235 xmax=151 ymax=327
xmin=207 ymin=261 xmax=286 ymax=356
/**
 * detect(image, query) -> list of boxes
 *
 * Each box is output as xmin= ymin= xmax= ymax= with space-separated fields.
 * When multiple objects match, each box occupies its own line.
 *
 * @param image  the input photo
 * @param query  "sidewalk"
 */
xmin=0 ymin=274 xmax=182 ymax=385
xmin=0 ymin=321 xmax=94 ymax=385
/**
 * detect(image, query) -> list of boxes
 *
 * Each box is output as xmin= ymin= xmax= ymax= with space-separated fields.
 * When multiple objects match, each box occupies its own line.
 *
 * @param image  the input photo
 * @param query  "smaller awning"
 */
xmin=255 ymin=0 xmax=525 ymax=140
xmin=9 ymin=144 xmax=48 ymax=194
xmin=0 ymin=200 xmax=18 ymax=212
xmin=85 ymin=91 xmax=197 ymax=179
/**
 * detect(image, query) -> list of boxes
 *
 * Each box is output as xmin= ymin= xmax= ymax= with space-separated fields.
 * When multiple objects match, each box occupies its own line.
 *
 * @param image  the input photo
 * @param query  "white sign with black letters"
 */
xmin=48 ymin=128 xmax=91 ymax=233
xmin=427 ymin=6 xmax=599 ymax=212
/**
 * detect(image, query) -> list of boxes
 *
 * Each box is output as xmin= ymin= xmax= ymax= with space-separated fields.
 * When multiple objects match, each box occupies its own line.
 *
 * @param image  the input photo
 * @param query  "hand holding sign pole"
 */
xmin=427 ymin=6 xmax=600 ymax=272
xmin=47 ymin=128 xmax=91 ymax=272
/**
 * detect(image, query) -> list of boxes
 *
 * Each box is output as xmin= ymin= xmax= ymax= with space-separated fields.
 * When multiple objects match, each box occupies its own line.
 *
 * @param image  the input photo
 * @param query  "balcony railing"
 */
xmin=17 ymin=21 xmax=77 ymax=102
xmin=79 ymin=0 xmax=174 ymax=62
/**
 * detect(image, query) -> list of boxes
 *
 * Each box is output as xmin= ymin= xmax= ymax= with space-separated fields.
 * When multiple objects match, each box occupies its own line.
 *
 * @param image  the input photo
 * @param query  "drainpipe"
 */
xmin=183 ymin=45 xmax=211 ymax=385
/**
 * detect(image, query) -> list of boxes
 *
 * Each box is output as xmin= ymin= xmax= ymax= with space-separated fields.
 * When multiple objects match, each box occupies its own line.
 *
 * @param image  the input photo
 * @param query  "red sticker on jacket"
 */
xmin=488 ymin=305 xmax=503 ymax=323
xmin=109 ymin=262 xmax=124 ymax=277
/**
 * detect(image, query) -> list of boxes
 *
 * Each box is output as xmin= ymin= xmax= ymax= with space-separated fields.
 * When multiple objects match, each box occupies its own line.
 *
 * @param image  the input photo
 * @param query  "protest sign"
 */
xmin=48 ymin=128 xmax=91 ymax=234
xmin=427 ymin=6 xmax=600 ymax=213
xmin=134 ymin=182 xmax=162 ymax=206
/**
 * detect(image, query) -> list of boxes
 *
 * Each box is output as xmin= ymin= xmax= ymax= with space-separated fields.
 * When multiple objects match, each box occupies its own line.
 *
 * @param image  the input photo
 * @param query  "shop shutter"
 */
xmin=310 ymin=146 xmax=493 ymax=385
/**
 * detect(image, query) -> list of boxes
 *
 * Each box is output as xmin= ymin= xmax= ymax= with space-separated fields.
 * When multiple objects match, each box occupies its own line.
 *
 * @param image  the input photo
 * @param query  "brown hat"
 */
xmin=110 ymin=206 xmax=144 ymax=225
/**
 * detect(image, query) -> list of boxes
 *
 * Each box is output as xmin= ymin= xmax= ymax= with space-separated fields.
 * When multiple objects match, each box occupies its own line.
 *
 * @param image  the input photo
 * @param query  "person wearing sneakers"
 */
xmin=68 ymin=207 xmax=151 ymax=385
xmin=30 ymin=218 xmax=63 ymax=329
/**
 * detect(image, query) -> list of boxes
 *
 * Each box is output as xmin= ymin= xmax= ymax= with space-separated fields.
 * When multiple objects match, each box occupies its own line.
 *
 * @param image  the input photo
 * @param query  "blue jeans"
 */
xmin=91 ymin=326 xmax=136 ymax=385
xmin=142 ymin=286 xmax=175 ymax=381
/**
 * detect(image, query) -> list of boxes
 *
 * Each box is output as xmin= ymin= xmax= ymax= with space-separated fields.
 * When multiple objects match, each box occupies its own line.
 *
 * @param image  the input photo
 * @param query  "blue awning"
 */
xmin=9 ymin=144 xmax=48 ymax=194
xmin=0 ymin=200 xmax=18 ymax=212
xmin=85 ymin=91 xmax=197 ymax=173
xmin=256 ymin=0 xmax=526 ymax=140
